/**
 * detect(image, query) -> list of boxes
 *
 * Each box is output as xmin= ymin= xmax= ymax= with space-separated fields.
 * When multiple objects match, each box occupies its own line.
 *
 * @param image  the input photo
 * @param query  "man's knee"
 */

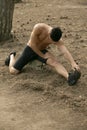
xmin=9 ymin=67 xmax=19 ymax=74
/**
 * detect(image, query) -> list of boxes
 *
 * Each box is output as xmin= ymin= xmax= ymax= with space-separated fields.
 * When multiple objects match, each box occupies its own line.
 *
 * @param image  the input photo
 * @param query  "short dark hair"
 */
xmin=50 ymin=27 xmax=62 ymax=42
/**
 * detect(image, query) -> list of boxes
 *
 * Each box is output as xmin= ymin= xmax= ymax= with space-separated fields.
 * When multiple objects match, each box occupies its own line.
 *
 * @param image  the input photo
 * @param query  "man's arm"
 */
xmin=57 ymin=39 xmax=80 ymax=71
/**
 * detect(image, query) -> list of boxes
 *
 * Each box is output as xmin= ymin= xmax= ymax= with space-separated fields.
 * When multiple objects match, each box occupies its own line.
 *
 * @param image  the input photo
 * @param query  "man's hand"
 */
xmin=71 ymin=62 xmax=80 ymax=72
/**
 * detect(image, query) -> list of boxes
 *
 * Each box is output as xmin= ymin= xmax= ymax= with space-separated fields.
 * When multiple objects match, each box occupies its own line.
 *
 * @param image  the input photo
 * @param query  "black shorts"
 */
xmin=14 ymin=46 xmax=48 ymax=71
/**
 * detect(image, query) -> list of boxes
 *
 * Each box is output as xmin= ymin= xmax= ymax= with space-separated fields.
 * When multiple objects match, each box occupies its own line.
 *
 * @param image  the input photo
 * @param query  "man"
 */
xmin=5 ymin=23 xmax=81 ymax=85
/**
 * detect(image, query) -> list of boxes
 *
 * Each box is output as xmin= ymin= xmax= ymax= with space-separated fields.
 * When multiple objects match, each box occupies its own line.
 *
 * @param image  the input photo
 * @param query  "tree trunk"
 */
xmin=0 ymin=0 xmax=14 ymax=41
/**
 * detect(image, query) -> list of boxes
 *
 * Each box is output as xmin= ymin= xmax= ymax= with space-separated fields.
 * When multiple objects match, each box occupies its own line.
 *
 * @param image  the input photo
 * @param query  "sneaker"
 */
xmin=68 ymin=69 xmax=81 ymax=86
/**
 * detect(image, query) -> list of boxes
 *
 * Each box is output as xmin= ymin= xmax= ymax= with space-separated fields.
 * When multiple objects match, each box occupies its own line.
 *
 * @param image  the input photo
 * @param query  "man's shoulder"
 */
xmin=55 ymin=38 xmax=64 ymax=48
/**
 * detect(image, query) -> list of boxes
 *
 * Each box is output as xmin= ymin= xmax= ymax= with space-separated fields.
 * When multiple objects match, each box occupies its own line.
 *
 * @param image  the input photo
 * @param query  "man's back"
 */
xmin=28 ymin=23 xmax=53 ymax=50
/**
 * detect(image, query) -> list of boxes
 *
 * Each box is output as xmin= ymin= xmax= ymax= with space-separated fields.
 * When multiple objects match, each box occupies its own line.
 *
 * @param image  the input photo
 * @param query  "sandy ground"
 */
xmin=0 ymin=0 xmax=87 ymax=130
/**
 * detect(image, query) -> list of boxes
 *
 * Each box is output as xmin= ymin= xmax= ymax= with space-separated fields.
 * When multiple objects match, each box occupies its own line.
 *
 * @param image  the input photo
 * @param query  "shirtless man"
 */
xmin=5 ymin=23 xmax=81 ymax=85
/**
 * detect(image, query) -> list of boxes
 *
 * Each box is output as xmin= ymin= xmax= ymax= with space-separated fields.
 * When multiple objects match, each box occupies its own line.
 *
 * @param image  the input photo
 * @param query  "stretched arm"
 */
xmin=57 ymin=39 xmax=80 ymax=71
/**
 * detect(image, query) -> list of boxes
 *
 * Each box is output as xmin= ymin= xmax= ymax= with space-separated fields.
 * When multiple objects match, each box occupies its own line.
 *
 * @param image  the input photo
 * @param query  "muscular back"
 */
xmin=28 ymin=23 xmax=52 ymax=50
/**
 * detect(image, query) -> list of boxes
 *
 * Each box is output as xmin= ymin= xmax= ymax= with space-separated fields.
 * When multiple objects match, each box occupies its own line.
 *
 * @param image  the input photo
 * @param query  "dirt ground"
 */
xmin=0 ymin=0 xmax=87 ymax=130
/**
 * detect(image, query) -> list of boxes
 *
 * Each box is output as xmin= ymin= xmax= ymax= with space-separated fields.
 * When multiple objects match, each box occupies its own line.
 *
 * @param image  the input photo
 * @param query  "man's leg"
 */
xmin=5 ymin=52 xmax=20 ymax=74
xmin=9 ymin=54 xmax=20 ymax=74
xmin=44 ymin=52 xmax=69 ymax=80
xmin=37 ymin=50 xmax=81 ymax=86
xmin=5 ymin=46 xmax=38 ymax=74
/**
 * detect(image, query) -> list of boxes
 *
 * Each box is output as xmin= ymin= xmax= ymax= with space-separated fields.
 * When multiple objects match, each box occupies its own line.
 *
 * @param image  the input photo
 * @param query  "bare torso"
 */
xmin=27 ymin=23 xmax=53 ymax=50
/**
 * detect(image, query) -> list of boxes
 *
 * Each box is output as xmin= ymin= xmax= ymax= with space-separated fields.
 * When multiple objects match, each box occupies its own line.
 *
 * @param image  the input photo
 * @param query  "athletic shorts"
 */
xmin=13 ymin=46 xmax=48 ymax=71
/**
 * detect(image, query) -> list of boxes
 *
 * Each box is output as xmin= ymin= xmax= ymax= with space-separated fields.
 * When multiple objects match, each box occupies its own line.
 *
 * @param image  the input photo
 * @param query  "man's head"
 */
xmin=50 ymin=27 xmax=62 ymax=42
